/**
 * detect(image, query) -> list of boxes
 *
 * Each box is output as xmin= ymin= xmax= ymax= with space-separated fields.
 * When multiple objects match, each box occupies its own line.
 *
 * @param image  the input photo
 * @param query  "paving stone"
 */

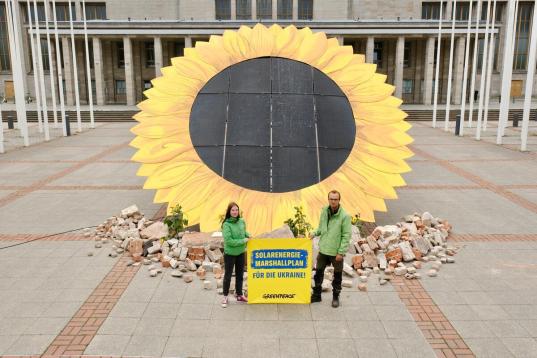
xmin=162 ymin=336 xmax=205 ymax=357
xmin=354 ymin=338 xmax=397 ymax=358
xmin=84 ymin=334 xmax=131 ymax=356
xmin=317 ymin=338 xmax=358 ymax=358
xmin=466 ymin=337 xmax=515 ymax=358
xmin=314 ymin=320 xmax=351 ymax=339
xmin=123 ymin=335 xmax=168 ymax=357
xmin=4 ymin=334 xmax=55 ymax=355
xmin=279 ymin=338 xmax=319 ymax=358
xmin=348 ymin=320 xmax=387 ymax=339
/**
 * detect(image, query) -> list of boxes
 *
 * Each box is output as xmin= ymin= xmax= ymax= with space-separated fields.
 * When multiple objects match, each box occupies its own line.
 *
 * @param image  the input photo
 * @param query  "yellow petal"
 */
xmin=249 ymin=23 xmax=274 ymax=57
xmin=295 ymin=31 xmax=328 ymax=64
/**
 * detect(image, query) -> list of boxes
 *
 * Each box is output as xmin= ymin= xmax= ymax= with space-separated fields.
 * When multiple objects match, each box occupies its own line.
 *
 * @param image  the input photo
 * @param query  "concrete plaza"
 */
xmin=1 ymin=120 xmax=537 ymax=357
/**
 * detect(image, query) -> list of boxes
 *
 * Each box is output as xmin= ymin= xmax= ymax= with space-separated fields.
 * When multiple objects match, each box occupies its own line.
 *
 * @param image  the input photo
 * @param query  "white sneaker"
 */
xmin=221 ymin=296 xmax=228 ymax=308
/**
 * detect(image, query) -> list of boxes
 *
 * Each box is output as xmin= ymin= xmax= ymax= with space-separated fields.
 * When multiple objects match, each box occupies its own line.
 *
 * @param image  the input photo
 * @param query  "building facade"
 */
xmin=0 ymin=0 xmax=535 ymax=106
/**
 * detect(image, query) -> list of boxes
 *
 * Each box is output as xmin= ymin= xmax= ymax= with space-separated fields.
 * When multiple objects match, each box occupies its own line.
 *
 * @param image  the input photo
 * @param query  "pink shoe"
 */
xmin=236 ymin=295 xmax=248 ymax=303
xmin=221 ymin=296 xmax=228 ymax=308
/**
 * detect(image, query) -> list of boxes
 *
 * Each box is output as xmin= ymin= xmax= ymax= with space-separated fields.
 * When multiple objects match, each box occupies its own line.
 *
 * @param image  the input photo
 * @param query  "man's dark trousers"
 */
xmin=313 ymin=252 xmax=343 ymax=296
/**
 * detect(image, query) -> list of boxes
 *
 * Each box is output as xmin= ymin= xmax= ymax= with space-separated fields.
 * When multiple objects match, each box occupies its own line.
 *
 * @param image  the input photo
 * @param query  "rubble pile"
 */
xmin=89 ymin=205 xmax=230 ymax=290
xmin=326 ymin=211 xmax=459 ymax=292
xmin=88 ymin=205 xmax=459 ymax=295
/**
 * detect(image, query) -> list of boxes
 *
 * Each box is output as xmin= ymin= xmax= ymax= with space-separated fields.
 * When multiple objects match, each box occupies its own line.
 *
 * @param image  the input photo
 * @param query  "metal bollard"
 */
xmin=65 ymin=114 xmax=71 ymax=136
xmin=7 ymin=115 xmax=14 ymax=129
xmin=513 ymin=113 xmax=520 ymax=127
xmin=455 ymin=114 xmax=461 ymax=135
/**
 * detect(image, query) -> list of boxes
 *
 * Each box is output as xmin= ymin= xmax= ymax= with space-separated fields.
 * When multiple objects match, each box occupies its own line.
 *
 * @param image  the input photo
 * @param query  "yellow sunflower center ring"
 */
xmin=131 ymin=24 xmax=413 ymax=235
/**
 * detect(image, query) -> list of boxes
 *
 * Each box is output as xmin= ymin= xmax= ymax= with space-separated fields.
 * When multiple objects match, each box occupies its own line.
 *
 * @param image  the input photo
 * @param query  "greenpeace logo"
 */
xmin=262 ymin=293 xmax=296 ymax=299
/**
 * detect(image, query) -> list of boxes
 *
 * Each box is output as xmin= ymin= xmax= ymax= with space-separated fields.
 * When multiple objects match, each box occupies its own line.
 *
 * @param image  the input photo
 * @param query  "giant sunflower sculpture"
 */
xmin=131 ymin=24 xmax=413 ymax=235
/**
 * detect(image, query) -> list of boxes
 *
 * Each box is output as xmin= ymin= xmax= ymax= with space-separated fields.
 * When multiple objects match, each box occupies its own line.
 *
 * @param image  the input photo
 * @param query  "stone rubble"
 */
xmin=90 ymin=206 xmax=460 ymax=298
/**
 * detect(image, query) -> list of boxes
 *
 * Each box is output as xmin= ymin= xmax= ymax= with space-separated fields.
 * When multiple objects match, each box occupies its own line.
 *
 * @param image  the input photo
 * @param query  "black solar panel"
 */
xmin=190 ymin=57 xmax=355 ymax=193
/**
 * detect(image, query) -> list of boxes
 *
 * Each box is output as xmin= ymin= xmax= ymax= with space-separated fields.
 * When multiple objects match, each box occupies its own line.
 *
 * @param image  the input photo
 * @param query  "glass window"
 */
xmin=404 ymin=41 xmax=411 ymax=68
xmin=172 ymin=41 xmax=184 ymax=57
xmin=55 ymin=2 xmax=76 ymax=21
xmin=84 ymin=2 xmax=106 ymax=20
xmin=513 ymin=2 xmax=532 ymax=70
xmin=236 ymin=0 xmax=251 ymax=20
xmin=117 ymin=41 xmax=124 ymax=68
xmin=115 ymin=80 xmax=126 ymax=95
xmin=0 ymin=3 xmax=10 ymax=71
xmin=215 ymin=0 xmax=231 ymax=20
xmin=23 ymin=2 xmax=45 ymax=23
xmin=277 ymin=0 xmax=292 ymax=19
xmin=453 ymin=2 xmax=470 ymax=21
xmin=373 ymin=41 xmax=383 ymax=66
xmin=40 ymin=39 xmax=50 ymax=71
xmin=298 ymin=0 xmax=313 ymax=20
xmin=403 ymin=79 xmax=413 ymax=94
xmin=421 ymin=2 xmax=446 ymax=20
xmin=257 ymin=0 xmax=272 ymax=19
xmin=145 ymin=41 xmax=155 ymax=68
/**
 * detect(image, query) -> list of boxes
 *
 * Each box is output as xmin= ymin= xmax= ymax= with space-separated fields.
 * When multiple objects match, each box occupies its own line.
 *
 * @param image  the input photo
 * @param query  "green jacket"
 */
xmin=313 ymin=206 xmax=352 ymax=256
xmin=222 ymin=217 xmax=250 ymax=256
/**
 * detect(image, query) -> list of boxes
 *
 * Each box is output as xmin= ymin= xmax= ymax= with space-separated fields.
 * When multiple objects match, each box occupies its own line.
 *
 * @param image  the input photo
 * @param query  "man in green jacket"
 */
xmin=310 ymin=190 xmax=352 ymax=308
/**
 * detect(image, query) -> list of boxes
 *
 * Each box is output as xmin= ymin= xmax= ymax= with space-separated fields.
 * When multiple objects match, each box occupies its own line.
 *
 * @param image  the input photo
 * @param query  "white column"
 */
xmin=467 ymin=0 xmax=482 ymax=128
xmin=432 ymin=0 xmax=444 ymax=127
xmin=185 ymin=36 xmax=192 ymax=48
xmin=497 ymin=0 xmax=517 ymax=144
xmin=154 ymin=37 xmax=163 ymax=76
xmin=520 ymin=0 xmax=537 ymax=151
xmin=272 ymin=0 xmax=277 ymax=20
xmin=43 ymin=0 xmax=58 ymax=127
xmin=252 ymin=0 xmax=256 ymax=19
xmin=394 ymin=36 xmax=404 ymax=99
xmin=476 ymin=0 xmax=492 ymax=139
xmin=366 ymin=36 xmax=374 ymax=63
xmin=483 ymin=0 xmax=497 ymax=132
xmin=424 ymin=37 xmax=435 ymax=105
xmin=52 ymin=0 xmax=67 ymax=136
xmin=292 ymin=0 xmax=298 ymax=20
xmin=458 ymin=0 xmax=474 ymax=136
xmin=452 ymin=36 xmax=465 ymax=106
xmin=7 ymin=0 xmax=29 ymax=145
xmin=68 ymin=0 xmax=81 ymax=132
xmin=0 ymin=101 xmax=3 ymax=153
xmin=336 ymin=36 xmax=344 ymax=46
xmin=444 ymin=0 xmax=458 ymax=131
xmin=26 ymin=0 xmax=43 ymax=133
xmin=123 ymin=36 xmax=135 ymax=106
xmin=33 ymin=0 xmax=50 ymax=140
xmin=81 ymin=0 xmax=94 ymax=128
xmin=62 ymin=37 xmax=74 ymax=106
xmin=231 ymin=0 xmax=236 ymax=20
xmin=92 ymin=37 xmax=105 ymax=105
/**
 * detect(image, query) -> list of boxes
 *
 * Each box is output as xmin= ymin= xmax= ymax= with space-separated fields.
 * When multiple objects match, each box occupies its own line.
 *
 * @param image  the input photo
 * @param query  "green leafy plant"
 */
xmin=284 ymin=206 xmax=313 ymax=238
xmin=351 ymin=213 xmax=367 ymax=237
xmin=163 ymin=204 xmax=188 ymax=238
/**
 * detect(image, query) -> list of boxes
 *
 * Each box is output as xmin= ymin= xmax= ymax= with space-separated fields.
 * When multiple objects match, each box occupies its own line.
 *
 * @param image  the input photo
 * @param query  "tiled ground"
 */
xmin=0 ymin=120 xmax=536 ymax=357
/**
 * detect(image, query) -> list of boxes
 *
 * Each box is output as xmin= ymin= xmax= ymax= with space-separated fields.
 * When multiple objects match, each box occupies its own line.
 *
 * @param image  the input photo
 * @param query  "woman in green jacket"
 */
xmin=221 ymin=202 xmax=250 ymax=308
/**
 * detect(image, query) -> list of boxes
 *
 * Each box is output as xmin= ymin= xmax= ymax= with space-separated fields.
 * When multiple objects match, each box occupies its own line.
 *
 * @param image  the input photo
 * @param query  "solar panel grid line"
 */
xmin=221 ymin=68 xmax=231 ymax=179
xmin=311 ymin=66 xmax=322 ymax=184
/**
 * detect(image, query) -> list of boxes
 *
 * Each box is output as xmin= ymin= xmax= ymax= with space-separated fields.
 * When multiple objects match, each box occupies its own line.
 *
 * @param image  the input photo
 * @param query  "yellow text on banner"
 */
xmin=247 ymin=238 xmax=312 ymax=304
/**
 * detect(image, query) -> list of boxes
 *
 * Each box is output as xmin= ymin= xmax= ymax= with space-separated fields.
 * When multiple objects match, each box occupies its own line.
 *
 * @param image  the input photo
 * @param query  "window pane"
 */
xmin=145 ymin=41 xmax=154 ymax=68
xmin=257 ymin=0 xmax=272 ymax=19
xmin=55 ymin=3 xmax=76 ymax=21
xmin=0 ymin=3 xmax=10 ymax=71
xmin=40 ymin=39 xmax=50 ymax=71
xmin=277 ymin=0 xmax=292 ymax=19
xmin=215 ymin=0 xmax=231 ymax=20
xmin=298 ymin=0 xmax=312 ymax=20
xmin=236 ymin=0 xmax=251 ymax=19
xmin=115 ymin=80 xmax=126 ymax=95
xmin=85 ymin=3 xmax=106 ymax=20
xmin=117 ymin=41 xmax=124 ymax=68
